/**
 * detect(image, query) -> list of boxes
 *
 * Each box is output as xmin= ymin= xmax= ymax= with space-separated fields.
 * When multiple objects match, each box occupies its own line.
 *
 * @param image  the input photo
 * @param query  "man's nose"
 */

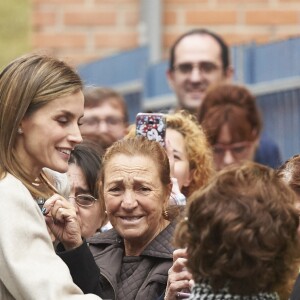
xmin=98 ymin=121 xmax=109 ymax=133
xmin=189 ymin=65 xmax=204 ymax=82
xmin=223 ymin=150 xmax=235 ymax=166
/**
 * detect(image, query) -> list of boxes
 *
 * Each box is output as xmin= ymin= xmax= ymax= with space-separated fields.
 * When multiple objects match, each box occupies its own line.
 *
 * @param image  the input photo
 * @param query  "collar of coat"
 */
xmin=87 ymin=220 xmax=176 ymax=259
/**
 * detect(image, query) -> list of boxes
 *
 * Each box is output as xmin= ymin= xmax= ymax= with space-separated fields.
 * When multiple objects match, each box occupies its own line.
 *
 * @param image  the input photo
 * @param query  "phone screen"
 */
xmin=135 ymin=113 xmax=166 ymax=147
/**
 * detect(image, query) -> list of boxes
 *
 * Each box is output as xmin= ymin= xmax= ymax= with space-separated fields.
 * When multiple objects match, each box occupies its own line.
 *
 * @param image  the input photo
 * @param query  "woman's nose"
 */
xmin=121 ymin=190 xmax=137 ymax=210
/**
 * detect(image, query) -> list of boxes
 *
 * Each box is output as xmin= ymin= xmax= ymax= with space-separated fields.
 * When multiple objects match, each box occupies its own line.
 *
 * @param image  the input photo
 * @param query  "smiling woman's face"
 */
xmin=15 ymin=91 xmax=84 ymax=178
xmin=103 ymin=153 xmax=170 ymax=255
xmin=166 ymin=128 xmax=191 ymax=191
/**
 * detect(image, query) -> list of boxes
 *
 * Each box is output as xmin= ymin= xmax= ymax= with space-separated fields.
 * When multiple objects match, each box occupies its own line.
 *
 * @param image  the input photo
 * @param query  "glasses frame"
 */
xmin=212 ymin=141 xmax=253 ymax=160
xmin=173 ymin=61 xmax=221 ymax=75
xmin=69 ymin=194 xmax=97 ymax=207
xmin=81 ymin=116 xmax=125 ymax=128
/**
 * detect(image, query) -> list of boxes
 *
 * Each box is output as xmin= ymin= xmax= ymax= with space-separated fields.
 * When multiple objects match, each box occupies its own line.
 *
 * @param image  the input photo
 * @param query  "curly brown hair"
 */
xmin=175 ymin=161 xmax=300 ymax=295
xmin=126 ymin=111 xmax=215 ymax=197
xmin=277 ymin=154 xmax=300 ymax=196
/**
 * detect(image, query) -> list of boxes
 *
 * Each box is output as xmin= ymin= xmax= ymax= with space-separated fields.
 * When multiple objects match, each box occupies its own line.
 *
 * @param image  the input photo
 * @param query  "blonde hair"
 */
xmin=0 ymin=53 xmax=82 ymax=197
xmin=166 ymin=111 xmax=214 ymax=197
xmin=127 ymin=111 xmax=214 ymax=197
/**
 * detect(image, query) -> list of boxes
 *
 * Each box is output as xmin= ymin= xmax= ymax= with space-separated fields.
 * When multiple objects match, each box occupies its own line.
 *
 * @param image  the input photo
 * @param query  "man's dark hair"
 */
xmin=169 ymin=28 xmax=230 ymax=74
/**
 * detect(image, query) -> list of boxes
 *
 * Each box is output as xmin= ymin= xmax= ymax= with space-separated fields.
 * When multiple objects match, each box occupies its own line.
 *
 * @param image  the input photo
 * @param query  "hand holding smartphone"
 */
xmin=135 ymin=113 xmax=167 ymax=147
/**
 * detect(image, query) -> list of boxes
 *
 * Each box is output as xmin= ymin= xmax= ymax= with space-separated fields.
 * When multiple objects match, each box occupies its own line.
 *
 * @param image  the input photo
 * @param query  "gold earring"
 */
xmin=17 ymin=127 xmax=23 ymax=134
xmin=162 ymin=210 xmax=168 ymax=219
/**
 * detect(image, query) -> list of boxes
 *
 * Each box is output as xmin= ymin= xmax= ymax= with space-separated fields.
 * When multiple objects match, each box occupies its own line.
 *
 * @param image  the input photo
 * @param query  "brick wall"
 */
xmin=31 ymin=0 xmax=300 ymax=66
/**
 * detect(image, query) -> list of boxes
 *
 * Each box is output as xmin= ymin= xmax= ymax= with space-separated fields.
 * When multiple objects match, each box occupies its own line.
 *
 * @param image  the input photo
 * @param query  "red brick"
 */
xmin=32 ymin=0 xmax=84 ymax=4
xmin=222 ymin=33 xmax=270 ymax=45
xmin=64 ymin=11 xmax=117 ymax=26
xmin=31 ymin=11 xmax=56 ymax=28
xmin=62 ymin=53 xmax=104 ymax=67
xmin=32 ymin=33 xmax=86 ymax=49
xmin=164 ymin=11 xmax=177 ymax=26
xmin=94 ymin=0 xmax=138 ymax=4
xmin=165 ymin=0 xmax=208 ymax=3
xmin=163 ymin=32 xmax=185 ymax=49
xmin=186 ymin=10 xmax=237 ymax=25
xmin=124 ymin=10 xmax=139 ymax=26
xmin=95 ymin=32 xmax=138 ymax=48
xmin=217 ymin=0 xmax=268 ymax=3
xmin=246 ymin=10 xmax=298 ymax=25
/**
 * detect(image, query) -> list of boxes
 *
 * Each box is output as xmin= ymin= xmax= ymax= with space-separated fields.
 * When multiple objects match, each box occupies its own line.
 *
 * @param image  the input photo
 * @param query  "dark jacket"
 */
xmin=57 ymin=241 xmax=102 ymax=296
xmin=290 ymin=274 xmax=300 ymax=300
xmin=254 ymin=132 xmax=282 ymax=169
xmin=87 ymin=221 xmax=176 ymax=300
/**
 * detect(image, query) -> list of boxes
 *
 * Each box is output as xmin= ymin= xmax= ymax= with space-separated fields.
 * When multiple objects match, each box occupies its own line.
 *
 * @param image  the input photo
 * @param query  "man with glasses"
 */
xmin=80 ymin=87 xmax=129 ymax=148
xmin=167 ymin=28 xmax=233 ymax=113
xmin=166 ymin=28 xmax=281 ymax=168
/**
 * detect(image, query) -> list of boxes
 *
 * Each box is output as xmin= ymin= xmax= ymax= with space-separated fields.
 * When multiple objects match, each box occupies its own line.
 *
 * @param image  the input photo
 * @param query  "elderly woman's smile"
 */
xmin=103 ymin=154 xmax=170 ymax=255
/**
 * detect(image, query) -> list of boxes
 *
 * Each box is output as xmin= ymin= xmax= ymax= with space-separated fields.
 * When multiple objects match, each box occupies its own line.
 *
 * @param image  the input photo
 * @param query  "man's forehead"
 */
xmin=174 ymin=34 xmax=223 ymax=64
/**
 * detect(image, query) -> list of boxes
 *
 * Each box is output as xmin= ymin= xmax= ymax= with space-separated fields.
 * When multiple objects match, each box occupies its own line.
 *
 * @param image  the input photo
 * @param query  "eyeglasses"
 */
xmin=213 ymin=142 xmax=253 ymax=159
xmin=173 ymin=62 xmax=221 ymax=75
xmin=81 ymin=116 xmax=124 ymax=127
xmin=69 ymin=194 xmax=97 ymax=207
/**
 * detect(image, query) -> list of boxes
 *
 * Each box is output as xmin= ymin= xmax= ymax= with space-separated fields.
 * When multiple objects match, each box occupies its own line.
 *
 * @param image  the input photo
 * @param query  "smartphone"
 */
xmin=135 ymin=113 xmax=167 ymax=148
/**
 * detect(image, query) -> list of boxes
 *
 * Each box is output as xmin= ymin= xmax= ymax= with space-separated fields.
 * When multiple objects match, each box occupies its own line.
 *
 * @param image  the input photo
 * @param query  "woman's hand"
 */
xmin=43 ymin=194 xmax=83 ymax=250
xmin=164 ymin=248 xmax=194 ymax=300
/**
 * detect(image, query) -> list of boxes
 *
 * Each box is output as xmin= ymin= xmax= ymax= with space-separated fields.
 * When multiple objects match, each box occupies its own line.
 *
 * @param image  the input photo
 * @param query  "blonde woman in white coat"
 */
xmin=0 ymin=53 xmax=102 ymax=300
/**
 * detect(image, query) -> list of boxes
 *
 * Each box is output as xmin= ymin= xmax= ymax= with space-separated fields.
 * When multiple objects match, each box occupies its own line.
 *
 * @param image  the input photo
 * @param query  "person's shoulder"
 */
xmin=0 ymin=172 xmax=29 ymax=194
xmin=255 ymin=132 xmax=282 ymax=168
xmin=259 ymin=132 xmax=280 ymax=150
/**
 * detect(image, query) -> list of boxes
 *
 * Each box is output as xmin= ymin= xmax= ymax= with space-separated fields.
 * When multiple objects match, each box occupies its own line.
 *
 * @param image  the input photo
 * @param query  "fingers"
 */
xmin=42 ymin=194 xmax=77 ymax=225
xmin=169 ymin=258 xmax=192 ymax=283
xmin=43 ymin=194 xmax=73 ymax=215
xmin=173 ymin=248 xmax=188 ymax=261
xmin=164 ymin=248 xmax=193 ymax=300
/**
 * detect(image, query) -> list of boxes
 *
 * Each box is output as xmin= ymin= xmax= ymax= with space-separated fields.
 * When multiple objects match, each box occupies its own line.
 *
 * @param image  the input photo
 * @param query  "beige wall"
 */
xmin=31 ymin=0 xmax=300 ymax=66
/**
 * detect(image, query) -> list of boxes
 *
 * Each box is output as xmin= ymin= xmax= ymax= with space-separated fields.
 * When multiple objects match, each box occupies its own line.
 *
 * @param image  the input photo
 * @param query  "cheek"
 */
xmin=174 ymin=161 xmax=189 ymax=179
xmin=104 ymin=196 xmax=119 ymax=214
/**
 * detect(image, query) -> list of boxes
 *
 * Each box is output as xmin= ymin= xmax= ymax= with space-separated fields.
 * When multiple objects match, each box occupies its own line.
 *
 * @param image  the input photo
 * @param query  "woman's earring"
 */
xmin=17 ymin=127 xmax=23 ymax=134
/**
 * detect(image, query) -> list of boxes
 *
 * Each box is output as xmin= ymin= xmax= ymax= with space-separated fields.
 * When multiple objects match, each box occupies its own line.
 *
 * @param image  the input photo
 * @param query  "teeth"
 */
xmin=61 ymin=149 xmax=71 ymax=155
xmin=121 ymin=217 xmax=141 ymax=221
xmin=59 ymin=149 xmax=71 ymax=155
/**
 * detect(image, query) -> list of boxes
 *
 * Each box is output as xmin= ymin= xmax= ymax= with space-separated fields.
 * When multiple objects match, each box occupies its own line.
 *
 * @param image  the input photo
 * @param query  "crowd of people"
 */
xmin=0 ymin=27 xmax=299 ymax=300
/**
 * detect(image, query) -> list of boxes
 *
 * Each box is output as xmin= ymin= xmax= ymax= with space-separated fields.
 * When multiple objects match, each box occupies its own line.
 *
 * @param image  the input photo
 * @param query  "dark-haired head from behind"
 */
xmin=175 ymin=161 xmax=300 ymax=296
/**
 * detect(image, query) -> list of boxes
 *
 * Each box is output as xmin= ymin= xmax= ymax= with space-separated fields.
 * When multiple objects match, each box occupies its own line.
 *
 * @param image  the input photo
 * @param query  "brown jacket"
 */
xmin=87 ymin=221 xmax=176 ymax=300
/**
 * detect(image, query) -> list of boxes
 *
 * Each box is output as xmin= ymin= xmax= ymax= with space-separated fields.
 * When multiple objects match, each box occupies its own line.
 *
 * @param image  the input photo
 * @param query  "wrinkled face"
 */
xmin=16 ymin=91 xmax=84 ymax=178
xmin=80 ymin=101 xmax=127 ymax=146
xmin=166 ymin=128 xmax=191 ymax=191
xmin=67 ymin=163 xmax=102 ymax=238
xmin=167 ymin=34 xmax=230 ymax=112
xmin=103 ymin=154 xmax=170 ymax=253
xmin=213 ymin=123 xmax=257 ymax=171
